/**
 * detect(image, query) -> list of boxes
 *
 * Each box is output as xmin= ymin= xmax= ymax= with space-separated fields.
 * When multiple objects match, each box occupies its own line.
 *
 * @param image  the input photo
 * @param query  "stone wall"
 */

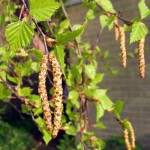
xmin=67 ymin=1 xmax=150 ymax=149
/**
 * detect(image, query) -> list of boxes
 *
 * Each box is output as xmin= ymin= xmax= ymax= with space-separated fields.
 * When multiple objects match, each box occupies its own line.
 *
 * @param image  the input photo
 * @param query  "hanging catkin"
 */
xmin=127 ymin=121 xmax=135 ymax=149
xmin=138 ymin=38 xmax=145 ymax=78
xmin=119 ymin=26 xmax=127 ymax=68
xmin=114 ymin=20 xmax=119 ymax=41
xmin=38 ymin=54 xmax=52 ymax=131
xmin=123 ymin=128 xmax=132 ymax=150
xmin=49 ymin=54 xmax=63 ymax=138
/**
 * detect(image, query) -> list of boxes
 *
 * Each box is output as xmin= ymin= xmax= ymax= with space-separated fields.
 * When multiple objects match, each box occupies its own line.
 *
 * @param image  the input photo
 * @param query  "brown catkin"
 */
xmin=127 ymin=121 xmax=136 ymax=149
xmin=38 ymin=54 xmax=52 ymax=131
xmin=138 ymin=38 xmax=145 ymax=78
xmin=119 ymin=26 xmax=127 ymax=68
xmin=49 ymin=54 xmax=63 ymax=138
xmin=123 ymin=128 xmax=132 ymax=150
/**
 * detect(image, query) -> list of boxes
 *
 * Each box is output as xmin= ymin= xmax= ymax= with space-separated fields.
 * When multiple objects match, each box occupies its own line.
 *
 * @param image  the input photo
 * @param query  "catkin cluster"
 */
xmin=123 ymin=121 xmax=135 ymax=150
xmin=49 ymin=54 xmax=63 ymax=138
xmin=138 ymin=38 xmax=145 ymax=78
xmin=38 ymin=54 xmax=52 ymax=131
xmin=38 ymin=54 xmax=63 ymax=138
xmin=119 ymin=26 xmax=127 ymax=68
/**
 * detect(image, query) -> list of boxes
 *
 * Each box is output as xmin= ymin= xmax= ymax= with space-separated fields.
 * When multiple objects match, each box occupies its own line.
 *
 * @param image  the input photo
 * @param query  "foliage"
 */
xmin=0 ymin=120 xmax=34 ymax=150
xmin=0 ymin=0 xmax=150 ymax=149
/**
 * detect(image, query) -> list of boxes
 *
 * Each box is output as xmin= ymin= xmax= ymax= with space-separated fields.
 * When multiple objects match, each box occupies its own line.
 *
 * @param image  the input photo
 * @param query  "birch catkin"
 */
xmin=123 ymin=128 xmax=132 ymax=150
xmin=127 ymin=121 xmax=135 ymax=149
xmin=114 ymin=20 xmax=119 ymax=41
xmin=49 ymin=54 xmax=63 ymax=138
xmin=38 ymin=54 xmax=52 ymax=131
xmin=138 ymin=38 xmax=145 ymax=78
xmin=119 ymin=26 xmax=127 ymax=68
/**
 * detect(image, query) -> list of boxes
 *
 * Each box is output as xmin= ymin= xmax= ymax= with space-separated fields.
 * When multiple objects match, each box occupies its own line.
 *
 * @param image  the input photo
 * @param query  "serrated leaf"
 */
xmin=54 ymin=45 xmax=65 ymax=76
xmin=29 ymin=0 xmax=60 ymax=21
xmin=96 ymin=0 xmax=116 ymax=13
xmin=130 ymin=21 xmax=148 ymax=44
xmin=57 ymin=20 xmax=87 ymax=44
xmin=96 ymin=103 xmax=104 ymax=122
xmin=85 ymin=64 xmax=96 ymax=79
xmin=5 ymin=21 xmax=34 ymax=50
xmin=138 ymin=0 xmax=150 ymax=19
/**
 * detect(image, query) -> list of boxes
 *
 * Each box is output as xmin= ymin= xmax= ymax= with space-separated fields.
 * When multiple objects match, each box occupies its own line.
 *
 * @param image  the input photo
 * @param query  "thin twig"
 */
xmin=95 ymin=0 xmax=133 ymax=26
xmin=59 ymin=0 xmax=82 ymax=56
xmin=19 ymin=5 xmax=25 ymax=21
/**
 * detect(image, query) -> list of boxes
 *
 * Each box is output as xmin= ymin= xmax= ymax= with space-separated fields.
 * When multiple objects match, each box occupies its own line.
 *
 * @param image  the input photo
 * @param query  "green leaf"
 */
xmin=113 ymin=100 xmax=124 ymax=119
xmin=99 ymin=15 xmax=109 ymax=28
xmin=58 ymin=19 xmax=70 ymax=34
xmin=138 ymin=0 xmax=150 ymax=19
xmin=0 ymin=83 xmax=11 ymax=101
xmin=94 ymin=89 xmax=114 ymax=110
xmin=96 ymin=103 xmax=104 ymax=122
xmin=42 ymin=129 xmax=52 ymax=145
xmin=29 ymin=0 xmax=61 ymax=21
xmin=18 ymin=87 xmax=31 ymax=97
xmin=7 ymin=75 xmax=18 ymax=84
xmin=30 ymin=49 xmax=43 ymax=62
xmin=5 ymin=21 xmax=34 ymax=50
xmin=65 ymin=123 xmax=77 ymax=136
xmin=34 ymin=116 xmax=45 ymax=128
xmin=130 ymin=21 xmax=148 ymax=43
xmin=95 ymin=122 xmax=106 ymax=129
xmin=57 ymin=20 xmax=87 ymax=44
xmin=85 ymin=64 xmax=96 ymax=79
xmin=86 ymin=9 xmax=95 ymax=20
xmin=96 ymin=0 xmax=116 ymax=13
xmin=54 ymin=45 xmax=65 ymax=76
xmin=68 ymin=90 xmax=79 ymax=108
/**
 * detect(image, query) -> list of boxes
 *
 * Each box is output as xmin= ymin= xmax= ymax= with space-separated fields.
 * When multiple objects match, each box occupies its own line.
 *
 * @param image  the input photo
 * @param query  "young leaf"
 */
xmin=85 ymin=64 xmax=96 ymax=79
xmin=113 ymin=100 xmax=124 ymax=119
xmin=29 ymin=0 xmax=61 ymax=21
xmin=99 ymin=15 xmax=109 ymax=28
xmin=96 ymin=0 xmax=116 ymax=13
xmin=18 ymin=87 xmax=31 ymax=97
xmin=138 ymin=0 xmax=150 ymax=19
xmin=94 ymin=89 xmax=114 ymax=110
xmin=42 ymin=129 xmax=52 ymax=145
xmin=54 ymin=45 xmax=65 ymax=76
xmin=57 ymin=21 xmax=87 ymax=44
xmin=96 ymin=103 xmax=104 ymax=122
xmin=130 ymin=21 xmax=148 ymax=44
xmin=68 ymin=90 xmax=79 ymax=108
xmin=5 ymin=21 xmax=34 ymax=50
